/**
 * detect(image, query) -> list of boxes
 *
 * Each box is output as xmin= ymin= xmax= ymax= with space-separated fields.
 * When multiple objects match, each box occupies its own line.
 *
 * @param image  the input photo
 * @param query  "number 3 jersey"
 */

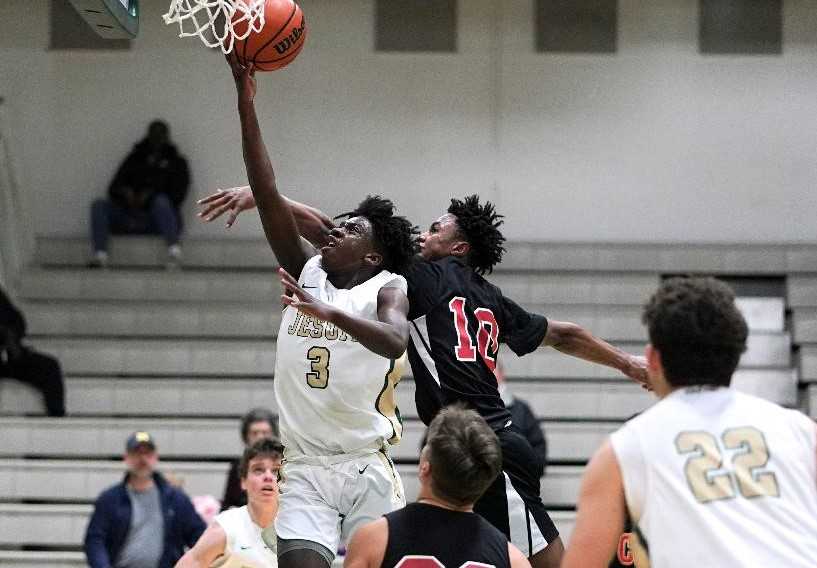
xmin=275 ymin=255 xmax=408 ymax=458
xmin=610 ymin=387 xmax=817 ymax=567
xmin=404 ymin=256 xmax=548 ymax=429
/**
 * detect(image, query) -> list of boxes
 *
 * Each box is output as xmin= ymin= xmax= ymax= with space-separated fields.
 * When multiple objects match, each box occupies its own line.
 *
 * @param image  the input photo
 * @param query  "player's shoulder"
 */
xmin=214 ymin=505 xmax=248 ymax=529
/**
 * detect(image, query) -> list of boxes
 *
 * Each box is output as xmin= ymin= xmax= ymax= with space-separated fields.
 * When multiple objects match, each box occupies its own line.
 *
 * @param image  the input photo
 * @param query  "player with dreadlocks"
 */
xmin=200 ymin=187 xmax=648 ymax=568
xmin=224 ymin=58 xmax=418 ymax=568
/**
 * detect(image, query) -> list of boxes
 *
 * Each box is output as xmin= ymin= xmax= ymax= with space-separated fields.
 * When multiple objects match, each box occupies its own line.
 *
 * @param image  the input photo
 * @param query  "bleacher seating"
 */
xmin=1 ymin=236 xmax=813 ymax=564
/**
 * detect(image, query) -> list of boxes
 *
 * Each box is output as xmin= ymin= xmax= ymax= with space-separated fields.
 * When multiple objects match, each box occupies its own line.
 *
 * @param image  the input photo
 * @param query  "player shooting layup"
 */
xmin=225 ymin=58 xmax=419 ymax=568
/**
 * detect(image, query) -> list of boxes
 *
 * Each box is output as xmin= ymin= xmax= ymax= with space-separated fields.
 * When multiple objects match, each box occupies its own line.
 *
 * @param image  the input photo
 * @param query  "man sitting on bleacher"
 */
xmin=84 ymin=432 xmax=206 ymax=568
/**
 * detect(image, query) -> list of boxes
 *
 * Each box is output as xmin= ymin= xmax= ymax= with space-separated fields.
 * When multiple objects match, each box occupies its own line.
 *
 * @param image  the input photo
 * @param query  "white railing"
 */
xmin=0 ymin=96 xmax=34 ymax=291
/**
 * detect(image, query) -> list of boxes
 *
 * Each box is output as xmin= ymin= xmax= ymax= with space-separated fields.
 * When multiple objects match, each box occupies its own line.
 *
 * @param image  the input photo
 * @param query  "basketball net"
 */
xmin=162 ymin=0 xmax=265 ymax=54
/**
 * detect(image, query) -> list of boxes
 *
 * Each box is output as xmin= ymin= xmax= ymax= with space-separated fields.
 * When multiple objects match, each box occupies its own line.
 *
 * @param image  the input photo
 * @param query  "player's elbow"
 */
xmin=543 ymin=320 xmax=584 ymax=349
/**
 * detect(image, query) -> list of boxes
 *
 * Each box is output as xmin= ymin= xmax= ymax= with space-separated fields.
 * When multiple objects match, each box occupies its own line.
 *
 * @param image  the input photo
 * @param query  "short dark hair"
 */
xmin=239 ymin=438 xmax=284 ymax=479
xmin=240 ymin=408 xmax=278 ymax=444
xmin=338 ymin=195 xmax=418 ymax=275
xmin=448 ymin=195 xmax=505 ymax=274
xmin=642 ymin=277 xmax=748 ymax=388
xmin=425 ymin=404 xmax=502 ymax=506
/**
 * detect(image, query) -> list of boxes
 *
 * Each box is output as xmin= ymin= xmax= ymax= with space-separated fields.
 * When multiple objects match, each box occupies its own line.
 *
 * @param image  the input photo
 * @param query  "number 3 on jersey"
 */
xmin=306 ymin=346 xmax=330 ymax=389
xmin=449 ymin=297 xmax=499 ymax=371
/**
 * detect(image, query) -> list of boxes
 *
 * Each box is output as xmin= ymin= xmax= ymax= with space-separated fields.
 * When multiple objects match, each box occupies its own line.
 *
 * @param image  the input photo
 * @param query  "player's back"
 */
xmin=610 ymin=387 xmax=817 ymax=567
xmin=381 ymin=502 xmax=511 ymax=568
xmin=405 ymin=257 xmax=547 ymax=429
xmin=275 ymin=256 xmax=407 ymax=457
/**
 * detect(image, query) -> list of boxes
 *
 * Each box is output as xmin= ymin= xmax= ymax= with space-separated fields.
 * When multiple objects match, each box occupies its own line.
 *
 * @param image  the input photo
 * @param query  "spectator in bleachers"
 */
xmin=176 ymin=438 xmax=283 ymax=567
xmin=221 ymin=407 xmax=279 ymax=511
xmin=344 ymin=404 xmax=531 ymax=568
xmin=89 ymin=119 xmax=190 ymax=269
xmin=0 ymin=285 xmax=65 ymax=416
xmin=495 ymin=363 xmax=547 ymax=476
xmin=84 ymin=431 xmax=206 ymax=568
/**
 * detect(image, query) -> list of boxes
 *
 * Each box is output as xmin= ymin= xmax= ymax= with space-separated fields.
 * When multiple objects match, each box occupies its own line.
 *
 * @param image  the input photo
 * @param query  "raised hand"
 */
xmin=278 ymin=267 xmax=335 ymax=322
xmin=197 ymin=186 xmax=256 ymax=228
xmin=624 ymin=355 xmax=652 ymax=391
xmin=226 ymin=52 xmax=256 ymax=104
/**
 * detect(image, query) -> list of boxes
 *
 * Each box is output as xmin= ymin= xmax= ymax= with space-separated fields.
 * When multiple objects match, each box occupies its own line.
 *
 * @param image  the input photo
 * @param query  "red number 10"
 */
xmin=449 ymin=297 xmax=499 ymax=371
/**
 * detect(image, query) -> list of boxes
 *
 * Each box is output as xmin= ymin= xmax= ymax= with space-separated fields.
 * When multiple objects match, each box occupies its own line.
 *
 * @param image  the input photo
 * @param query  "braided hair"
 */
xmin=337 ymin=196 xmax=418 ymax=275
xmin=448 ymin=195 xmax=505 ymax=274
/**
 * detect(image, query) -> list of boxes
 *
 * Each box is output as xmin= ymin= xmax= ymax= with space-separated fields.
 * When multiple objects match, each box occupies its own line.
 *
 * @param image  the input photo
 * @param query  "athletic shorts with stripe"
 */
xmin=275 ymin=449 xmax=406 ymax=558
xmin=473 ymin=425 xmax=560 ymax=557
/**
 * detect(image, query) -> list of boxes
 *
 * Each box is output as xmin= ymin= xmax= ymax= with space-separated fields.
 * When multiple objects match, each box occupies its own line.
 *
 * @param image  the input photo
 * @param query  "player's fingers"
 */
xmin=198 ymin=196 xmax=230 ymax=219
xmin=197 ymin=189 xmax=227 ymax=205
xmin=226 ymin=207 xmax=239 ymax=228
xmin=203 ymin=202 xmax=232 ymax=222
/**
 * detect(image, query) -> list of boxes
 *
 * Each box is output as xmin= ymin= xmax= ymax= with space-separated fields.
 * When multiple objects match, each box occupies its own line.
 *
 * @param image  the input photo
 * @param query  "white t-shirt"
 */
xmin=275 ymin=255 xmax=408 ymax=457
xmin=610 ymin=387 xmax=817 ymax=567
xmin=212 ymin=506 xmax=277 ymax=568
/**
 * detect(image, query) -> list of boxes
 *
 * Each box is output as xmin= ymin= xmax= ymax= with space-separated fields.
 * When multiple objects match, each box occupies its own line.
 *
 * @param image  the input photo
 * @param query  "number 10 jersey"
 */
xmin=275 ymin=255 xmax=408 ymax=458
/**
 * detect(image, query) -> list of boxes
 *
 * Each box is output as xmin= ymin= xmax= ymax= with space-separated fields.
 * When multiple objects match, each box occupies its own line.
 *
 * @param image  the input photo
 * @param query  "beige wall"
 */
xmin=0 ymin=0 xmax=815 ymax=243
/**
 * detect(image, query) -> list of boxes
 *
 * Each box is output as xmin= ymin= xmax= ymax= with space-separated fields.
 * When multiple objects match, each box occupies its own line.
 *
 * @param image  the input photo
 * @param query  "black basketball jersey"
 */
xmin=404 ymin=257 xmax=548 ymax=429
xmin=382 ymin=502 xmax=511 ymax=568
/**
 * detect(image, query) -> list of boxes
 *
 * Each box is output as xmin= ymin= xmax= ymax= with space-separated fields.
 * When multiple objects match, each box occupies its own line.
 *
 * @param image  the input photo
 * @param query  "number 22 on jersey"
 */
xmin=675 ymin=426 xmax=780 ymax=503
xmin=449 ymin=297 xmax=499 ymax=371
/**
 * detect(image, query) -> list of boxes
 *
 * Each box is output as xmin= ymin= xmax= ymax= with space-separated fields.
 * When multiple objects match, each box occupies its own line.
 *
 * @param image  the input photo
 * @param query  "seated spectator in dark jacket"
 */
xmin=84 ymin=432 xmax=205 ymax=568
xmin=90 ymin=120 xmax=190 ymax=269
xmin=496 ymin=363 xmax=547 ymax=477
xmin=221 ymin=407 xmax=279 ymax=511
xmin=0 ymin=285 xmax=65 ymax=416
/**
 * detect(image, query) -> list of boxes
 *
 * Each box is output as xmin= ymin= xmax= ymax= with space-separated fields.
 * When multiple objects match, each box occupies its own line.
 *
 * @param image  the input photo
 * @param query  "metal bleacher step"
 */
xmin=788 ymin=275 xmax=817 ymax=308
xmin=0 ymin=459 xmax=584 ymax=510
xmin=0 ymin=459 xmax=229 ymax=503
xmin=0 ymin=417 xmax=619 ymax=463
xmin=23 ymin=301 xmax=652 ymax=341
xmin=0 ymin=501 xmax=578 ymax=549
xmin=0 ymin=377 xmax=650 ymax=420
xmin=19 ymin=268 xmax=658 ymax=306
xmin=807 ymin=384 xmax=817 ymax=419
xmin=792 ymin=308 xmax=817 ymax=344
xmin=0 ymin=550 xmax=86 ymax=568
xmin=799 ymin=346 xmax=817 ymax=383
xmin=34 ymin=235 xmax=817 ymax=274
xmin=29 ymin=330 xmax=789 ymax=379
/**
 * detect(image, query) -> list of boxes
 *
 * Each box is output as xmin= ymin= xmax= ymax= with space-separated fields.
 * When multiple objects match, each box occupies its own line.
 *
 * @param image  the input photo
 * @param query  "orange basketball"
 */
xmin=233 ymin=0 xmax=307 ymax=72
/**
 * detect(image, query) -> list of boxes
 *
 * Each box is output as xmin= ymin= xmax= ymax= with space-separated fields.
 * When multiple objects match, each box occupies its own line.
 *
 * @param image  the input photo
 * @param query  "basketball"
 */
xmin=232 ymin=0 xmax=307 ymax=72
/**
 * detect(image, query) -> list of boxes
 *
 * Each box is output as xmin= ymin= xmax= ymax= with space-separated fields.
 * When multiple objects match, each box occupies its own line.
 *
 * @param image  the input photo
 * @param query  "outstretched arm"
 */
xmin=542 ymin=321 xmax=649 ymax=387
xmin=279 ymin=269 xmax=409 ymax=359
xmin=343 ymin=518 xmax=387 ymax=568
xmin=198 ymin=186 xmax=335 ymax=247
xmin=229 ymin=56 xmax=314 ymax=276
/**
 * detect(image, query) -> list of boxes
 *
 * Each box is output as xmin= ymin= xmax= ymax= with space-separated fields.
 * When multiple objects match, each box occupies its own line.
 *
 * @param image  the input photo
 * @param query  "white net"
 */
xmin=163 ymin=0 xmax=265 ymax=54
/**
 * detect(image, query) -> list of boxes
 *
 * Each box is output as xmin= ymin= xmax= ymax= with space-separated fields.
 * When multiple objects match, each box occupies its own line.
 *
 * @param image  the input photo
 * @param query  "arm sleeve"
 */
xmin=84 ymin=497 xmax=113 ymax=568
xmin=501 ymin=295 xmax=548 ymax=356
xmin=403 ymin=259 xmax=442 ymax=320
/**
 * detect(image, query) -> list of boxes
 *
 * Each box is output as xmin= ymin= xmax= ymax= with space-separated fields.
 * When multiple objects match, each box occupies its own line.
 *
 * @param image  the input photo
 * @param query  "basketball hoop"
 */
xmin=162 ymin=0 xmax=265 ymax=54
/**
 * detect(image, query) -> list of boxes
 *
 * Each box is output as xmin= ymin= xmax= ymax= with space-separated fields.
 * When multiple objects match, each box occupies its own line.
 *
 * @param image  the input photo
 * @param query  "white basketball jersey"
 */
xmin=212 ymin=506 xmax=277 ymax=568
xmin=275 ymin=255 xmax=407 ymax=457
xmin=610 ymin=387 xmax=817 ymax=567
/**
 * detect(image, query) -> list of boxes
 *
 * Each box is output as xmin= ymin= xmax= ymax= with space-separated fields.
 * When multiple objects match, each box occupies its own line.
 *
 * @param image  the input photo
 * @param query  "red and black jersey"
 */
xmin=381 ymin=502 xmax=511 ymax=568
xmin=404 ymin=257 xmax=548 ymax=430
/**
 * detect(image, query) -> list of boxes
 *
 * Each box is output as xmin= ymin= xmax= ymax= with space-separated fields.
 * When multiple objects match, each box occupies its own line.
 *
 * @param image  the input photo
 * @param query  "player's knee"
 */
xmin=277 ymin=538 xmax=333 ymax=568
xmin=530 ymin=536 xmax=564 ymax=568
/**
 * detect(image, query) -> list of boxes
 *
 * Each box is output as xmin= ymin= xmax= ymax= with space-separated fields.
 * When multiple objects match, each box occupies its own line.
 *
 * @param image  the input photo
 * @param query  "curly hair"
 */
xmin=642 ymin=277 xmax=748 ymax=388
xmin=337 ymin=196 xmax=418 ymax=275
xmin=447 ymin=195 xmax=505 ymax=274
